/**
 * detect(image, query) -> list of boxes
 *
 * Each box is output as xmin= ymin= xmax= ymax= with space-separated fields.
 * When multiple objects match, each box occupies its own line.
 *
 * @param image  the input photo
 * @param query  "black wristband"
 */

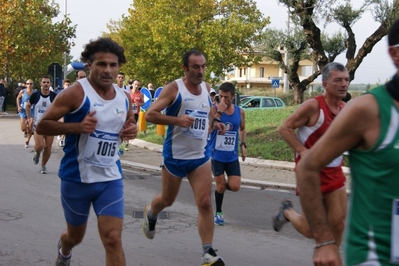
xmin=240 ymin=142 xmax=247 ymax=148
xmin=212 ymin=117 xmax=221 ymax=126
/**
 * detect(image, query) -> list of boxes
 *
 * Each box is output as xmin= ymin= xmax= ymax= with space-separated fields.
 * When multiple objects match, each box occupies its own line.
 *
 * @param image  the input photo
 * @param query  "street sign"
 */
xmin=154 ymin=87 xmax=163 ymax=101
xmin=268 ymin=76 xmax=283 ymax=80
xmin=271 ymin=79 xmax=280 ymax=89
xmin=140 ymin=88 xmax=152 ymax=111
xmin=154 ymin=87 xmax=166 ymax=112
xmin=48 ymin=63 xmax=62 ymax=78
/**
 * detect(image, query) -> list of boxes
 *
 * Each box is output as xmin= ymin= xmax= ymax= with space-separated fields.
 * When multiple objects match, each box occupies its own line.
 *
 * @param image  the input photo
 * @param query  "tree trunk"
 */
xmin=292 ymin=83 xmax=305 ymax=104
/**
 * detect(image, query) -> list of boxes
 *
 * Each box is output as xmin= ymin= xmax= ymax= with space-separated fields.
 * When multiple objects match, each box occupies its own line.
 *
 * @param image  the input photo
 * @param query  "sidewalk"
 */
xmin=121 ymin=139 xmax=351 ymax=192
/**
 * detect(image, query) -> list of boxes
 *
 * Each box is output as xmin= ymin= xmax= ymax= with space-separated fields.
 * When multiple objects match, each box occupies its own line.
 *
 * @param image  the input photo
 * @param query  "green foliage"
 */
xmin=320 ymin=31 xmax=346 ymax=61
xmin=0 ymin=0 xmax=76 ymax=82
xmin=106 ymin=0 xmax=269 ymax=87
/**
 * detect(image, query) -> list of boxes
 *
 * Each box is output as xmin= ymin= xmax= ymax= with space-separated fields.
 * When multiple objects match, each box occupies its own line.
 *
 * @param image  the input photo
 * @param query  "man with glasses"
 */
xmin=142 ymin=50 xmax=226 ymax=266
xmin=16 ymin=79 xmax=35 ymax=148
xmin=75 ymin=70 xmax=86 ymax=80
xmin=295 ymin=18 xmax=399 ymax=265
xmin=26 ymin=76 xmax=57 ymax=174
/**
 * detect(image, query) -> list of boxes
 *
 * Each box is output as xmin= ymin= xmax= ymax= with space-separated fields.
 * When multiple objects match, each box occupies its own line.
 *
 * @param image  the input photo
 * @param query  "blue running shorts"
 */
xmin=60 ymin=179 xmax=124 ymax=226
xmin=162 ymin=156 xmax=210 ymax=178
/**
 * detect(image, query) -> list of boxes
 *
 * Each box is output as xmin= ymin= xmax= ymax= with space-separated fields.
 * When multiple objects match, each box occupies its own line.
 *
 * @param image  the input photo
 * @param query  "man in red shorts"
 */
xmin=273 ymin=62 xmax=349 ymax=247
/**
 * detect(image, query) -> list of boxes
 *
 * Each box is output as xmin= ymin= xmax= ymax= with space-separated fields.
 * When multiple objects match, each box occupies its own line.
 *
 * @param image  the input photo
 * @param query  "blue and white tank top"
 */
xmin=209 ymin=105 xmax=241 ymax=162
xmin=20 ymin=89 xmax=34 ymax=113
xmin=162 ymin=79 xmax=211 ymax=160
xmin=59 ymin=78 xmax=129 ymax=183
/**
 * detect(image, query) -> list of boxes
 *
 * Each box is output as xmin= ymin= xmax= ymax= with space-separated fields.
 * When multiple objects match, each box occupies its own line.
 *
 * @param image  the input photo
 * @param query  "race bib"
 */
xmin=391 ymin=199 xmax=399 ymax=262
xmin=83 ymin=130 xmax=119 ymax=168
xmin=132 ymin=104 xmax=139 ymax=114
xmin=180 ymin=109 xmax=208 ymax=139
xmin=215 ymin=131 xmax=236 ymax=152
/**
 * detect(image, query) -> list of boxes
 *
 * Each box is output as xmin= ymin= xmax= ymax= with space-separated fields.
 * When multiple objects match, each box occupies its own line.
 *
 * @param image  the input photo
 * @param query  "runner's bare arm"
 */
xmin=279 ymin=99 xmax=318 ymax=157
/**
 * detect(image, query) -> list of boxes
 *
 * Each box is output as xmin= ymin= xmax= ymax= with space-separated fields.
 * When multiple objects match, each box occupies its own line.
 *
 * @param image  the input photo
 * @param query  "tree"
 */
xmin=106 ymin=0 xmax=269 ymax=87
xmin=0 ymin=0 xmax=76 ymax=84
xmin=256 ymin=27 xmax=346 ymax=103
xmin=258 ymin=0 xmax=399 ymax=103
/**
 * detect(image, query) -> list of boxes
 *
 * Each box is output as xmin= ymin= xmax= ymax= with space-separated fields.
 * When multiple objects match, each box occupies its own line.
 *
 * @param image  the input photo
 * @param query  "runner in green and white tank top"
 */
xmin=346 ymin=85 xmax=399 ymax=265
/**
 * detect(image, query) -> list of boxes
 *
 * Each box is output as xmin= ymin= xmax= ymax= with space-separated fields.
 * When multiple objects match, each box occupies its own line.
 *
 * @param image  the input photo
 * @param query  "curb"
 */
xmin=120 ymin=160 xmax=297 ymax=191
xmin=128 ymin=139 xmax=350 ymax=174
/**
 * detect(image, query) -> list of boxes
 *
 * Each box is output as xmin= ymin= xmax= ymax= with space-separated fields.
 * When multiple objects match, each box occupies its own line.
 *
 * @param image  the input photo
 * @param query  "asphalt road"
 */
xmin=0 ymin=117 xmax=315 ymax=265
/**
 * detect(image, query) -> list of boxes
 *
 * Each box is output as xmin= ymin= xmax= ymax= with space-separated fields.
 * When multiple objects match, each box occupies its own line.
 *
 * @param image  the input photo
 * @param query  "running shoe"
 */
xmin=214 ymin=212 xmax=225 ymax=226
xmin=59 ymin=140 xmax=64 ymax=147
xmin=25 ymin=142 xmax=29 ymax=148
xmin=33 ymin=152 xmax=40 ymax=165
xmin=202 ymin=248 xmax=225 ymax=266
xmin=118 ymin=144 xmax=124 ymax=156
xmin=55 ymin=239 xmax=71 ymax=266
xmin=124 ymin=141 xmax=130 ymax=151
xmin=272 ymin=199 xmax=293 ymax=232
xmin=142 ymin=205 xmax=156 ymax=239
xmin=40 ymin=166 xmax=48 ymax=174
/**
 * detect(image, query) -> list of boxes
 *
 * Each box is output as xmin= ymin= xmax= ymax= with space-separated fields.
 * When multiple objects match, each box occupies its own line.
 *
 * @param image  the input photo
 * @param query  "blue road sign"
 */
xmin=154 ymin=87 xmax=166 ymax=111
xmin=154 ymin=87 xmax=163 ymax=101
xmin=140 ymin=88 xmax=152 ymax=111
xmin=271 ymin=79 xmax=280 ymax=89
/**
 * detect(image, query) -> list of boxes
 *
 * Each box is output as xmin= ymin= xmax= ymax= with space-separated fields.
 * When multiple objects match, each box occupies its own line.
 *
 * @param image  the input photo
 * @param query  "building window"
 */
xmin=239 ymin=68 xmax=242 ymax=77
xmin=260 ymin=67 xmax=264 ymax=78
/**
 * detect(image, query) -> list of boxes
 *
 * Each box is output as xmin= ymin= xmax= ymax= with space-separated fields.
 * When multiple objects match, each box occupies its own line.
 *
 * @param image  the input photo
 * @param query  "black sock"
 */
xmin=215 ymin=191 xmax=224 ymax=213
xmin=147 ymin=208 xmax=157 ymax=231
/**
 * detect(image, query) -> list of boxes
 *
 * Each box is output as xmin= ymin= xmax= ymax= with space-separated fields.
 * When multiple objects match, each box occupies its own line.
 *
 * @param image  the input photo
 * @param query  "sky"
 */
xmin=54 ymin=0 xmax=396 ymax=84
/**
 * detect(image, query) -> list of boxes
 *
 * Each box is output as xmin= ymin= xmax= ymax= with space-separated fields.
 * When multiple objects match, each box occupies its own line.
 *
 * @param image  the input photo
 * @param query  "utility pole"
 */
xmin=283 ymin=9 xmax=290 ymax=94
xmin=63 ymin=0 xmax=68 ymax=80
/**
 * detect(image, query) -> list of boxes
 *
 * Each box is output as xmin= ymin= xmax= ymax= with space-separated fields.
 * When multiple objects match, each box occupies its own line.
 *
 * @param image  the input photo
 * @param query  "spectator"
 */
xmin=0 ymin=79 xmax=9 ymax=114
xmin=148 ymin=83 xmax=155 ymax=98
xmin=14 ymin=82 xmax=27 ymax=99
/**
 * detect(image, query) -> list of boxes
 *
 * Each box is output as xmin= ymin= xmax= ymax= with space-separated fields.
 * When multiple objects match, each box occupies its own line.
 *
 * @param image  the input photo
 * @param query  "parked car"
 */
xmin=238 ymin=96 xmax=286 ymax=110
xmin=214 ymin=94 xmax=250 ymax=105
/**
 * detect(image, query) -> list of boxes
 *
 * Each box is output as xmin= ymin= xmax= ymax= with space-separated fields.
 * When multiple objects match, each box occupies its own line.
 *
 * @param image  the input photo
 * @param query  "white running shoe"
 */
xmin=142 ymin=205 xmax=156 ymax=239
xmin=40 ymin=166 xmax=48 ymax=174
xmin=202 ymin=248 xmax=225 ymax=266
